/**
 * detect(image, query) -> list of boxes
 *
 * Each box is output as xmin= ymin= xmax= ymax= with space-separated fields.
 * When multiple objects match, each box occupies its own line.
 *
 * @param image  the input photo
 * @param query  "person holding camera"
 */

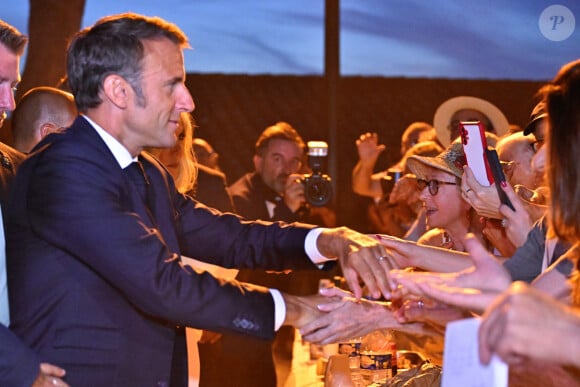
xmin=229 ymin=121 xmax=310 ymax=223
xmin=214 ymin=122 xmax=335 ymax=387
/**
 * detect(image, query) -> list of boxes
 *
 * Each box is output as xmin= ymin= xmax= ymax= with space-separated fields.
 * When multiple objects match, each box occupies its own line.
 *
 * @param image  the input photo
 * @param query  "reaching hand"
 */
xmin=481 ymin=217 xmax=517 ymax=257
xmin=393 ymin=298 xmax=467 ymax=334
xmin=317 ymin=228 xmax=397 ymax=300
xmin=32 ymin=363 xmax=69 ymax=387
xmin=479 ymin=281 xmax=580 ymax=368
xmin=300 ymin=293 xmax=396 ymax=344
xmin=498 ymin=182 xmax=534 ymax=248
xmin=461 ymin=166 xmax=501 ymax=219
xmin=356 ymin=132 xmax=386 ymax=166
xmin=282 ymin=292 xmax=340 ymax=329
xmin=389 ymin=234 xmax=511 ymax=314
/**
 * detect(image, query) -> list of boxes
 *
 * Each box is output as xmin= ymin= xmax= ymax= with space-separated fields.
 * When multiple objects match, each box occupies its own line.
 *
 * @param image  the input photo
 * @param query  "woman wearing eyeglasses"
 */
xmin=405 ymin=140 xmax=494 ymax=253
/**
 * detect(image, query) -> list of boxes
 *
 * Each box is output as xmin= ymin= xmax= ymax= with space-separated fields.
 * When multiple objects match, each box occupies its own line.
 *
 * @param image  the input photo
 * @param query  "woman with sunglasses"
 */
xmin=405 ymin=140 xmax=495 ymax=253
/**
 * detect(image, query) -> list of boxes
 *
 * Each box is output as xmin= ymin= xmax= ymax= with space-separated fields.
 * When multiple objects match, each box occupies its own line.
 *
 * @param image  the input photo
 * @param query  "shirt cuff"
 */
xmin=305 ymin=228 xmax=334 ymax=264
xmin=269 ymin=289 xmax=285 ymax=331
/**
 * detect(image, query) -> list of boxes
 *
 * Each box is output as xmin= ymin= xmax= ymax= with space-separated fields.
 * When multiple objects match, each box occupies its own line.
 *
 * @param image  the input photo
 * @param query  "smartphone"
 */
xmin=459 ymin=121 xmax=493 ymax=186
xmin=485 ymin=148 xmax=515 ymax=211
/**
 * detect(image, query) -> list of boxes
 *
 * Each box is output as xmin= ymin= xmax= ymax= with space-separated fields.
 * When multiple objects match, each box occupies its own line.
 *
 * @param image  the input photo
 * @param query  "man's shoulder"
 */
xmin=196 ymin=164 xmax=227 ymax=183
xmin=228 ymin=172 xmax=256 ymax=197
xmin=31 ymin=117 xmax=108 ymax=161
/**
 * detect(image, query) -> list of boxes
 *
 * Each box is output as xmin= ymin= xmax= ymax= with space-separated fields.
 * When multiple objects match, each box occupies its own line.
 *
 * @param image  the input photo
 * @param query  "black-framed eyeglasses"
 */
xmin=417 ymin=178 xmax=457 ymax=196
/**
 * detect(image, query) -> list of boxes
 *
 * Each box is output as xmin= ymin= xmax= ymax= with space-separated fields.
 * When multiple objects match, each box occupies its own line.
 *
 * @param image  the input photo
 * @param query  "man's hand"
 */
xmin=301 ymin=294 xmax=395 ymax=345
xmin=281 ymin=292 xmax=338 ymax=329
xmin=32 ymin=363 xmax=69 ymax=387
xmin=284 ymin=173 xmax=306 ymax=213
xmin=317 ymin=227 xmax=396 ymax=299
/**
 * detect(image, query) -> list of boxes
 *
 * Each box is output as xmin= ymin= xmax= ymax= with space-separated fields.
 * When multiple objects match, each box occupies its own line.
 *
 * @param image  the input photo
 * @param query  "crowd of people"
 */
xmin=1 ymin=11 xmax=579 ymax=387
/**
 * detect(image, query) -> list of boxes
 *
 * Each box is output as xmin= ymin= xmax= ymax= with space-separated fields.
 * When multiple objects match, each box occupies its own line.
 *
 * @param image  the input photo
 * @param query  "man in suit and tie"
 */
xmin=0 ymin=19 xmax=69 ymax=387
xmin=6 ymin=13 xmax=393 ymax=386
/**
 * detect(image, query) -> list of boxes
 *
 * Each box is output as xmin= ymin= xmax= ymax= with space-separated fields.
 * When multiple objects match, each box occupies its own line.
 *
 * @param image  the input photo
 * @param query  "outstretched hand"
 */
xmin=300 ymin=287 xmax=397 ymax=344
xmin=479 ymin=281 xmax=580 ymax=367
xmin=317 ymin=227 xmax=397 ymax=300
xmin=32 ymin=363 xmax=69 ymax=387
xmin=356 ymin=132 xmax=386 ymax=165
xmin=389 ymin=234 xmax=511 ymax=314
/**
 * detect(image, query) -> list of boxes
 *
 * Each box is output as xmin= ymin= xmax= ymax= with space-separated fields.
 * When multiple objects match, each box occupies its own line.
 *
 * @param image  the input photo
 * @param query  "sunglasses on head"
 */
xmin=416 ymin=178 xmax=457 ymax=196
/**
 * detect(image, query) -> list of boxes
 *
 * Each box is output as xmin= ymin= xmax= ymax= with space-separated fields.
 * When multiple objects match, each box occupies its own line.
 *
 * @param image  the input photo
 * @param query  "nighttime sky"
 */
xmin=4 ymin=0 xmax=579 ymax=80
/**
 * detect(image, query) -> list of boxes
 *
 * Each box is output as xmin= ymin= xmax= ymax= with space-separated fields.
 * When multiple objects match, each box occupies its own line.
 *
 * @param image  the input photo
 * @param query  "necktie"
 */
xmin=124 ymin=161 xmax=150 ymax=203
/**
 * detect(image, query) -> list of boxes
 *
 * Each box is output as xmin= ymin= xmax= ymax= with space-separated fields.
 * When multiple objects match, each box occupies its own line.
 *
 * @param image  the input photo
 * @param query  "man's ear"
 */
xmin=39 ymin=122 xmax=57 ymax=138
xmin=102 ymin=74 xmax=130 ymax=109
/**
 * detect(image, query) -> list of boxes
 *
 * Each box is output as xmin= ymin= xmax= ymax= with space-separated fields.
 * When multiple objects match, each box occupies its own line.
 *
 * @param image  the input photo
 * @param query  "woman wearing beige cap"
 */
xmin=406 ymin=140 xmax=494 ymax=252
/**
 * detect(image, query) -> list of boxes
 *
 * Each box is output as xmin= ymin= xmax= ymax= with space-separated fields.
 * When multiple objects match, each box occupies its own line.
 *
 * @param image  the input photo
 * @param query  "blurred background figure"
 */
xmin=11 ymin=86 xmax=76 ymax=153
xmin=433 ymin=95 xmax=509 ymax=147
xmin=147 ymin=113 xmax=234 ymax=213
xmin=352 ymin=122 xmax=442 ymax=238
xmin=193 ymin=137 xmax=221 ymax=172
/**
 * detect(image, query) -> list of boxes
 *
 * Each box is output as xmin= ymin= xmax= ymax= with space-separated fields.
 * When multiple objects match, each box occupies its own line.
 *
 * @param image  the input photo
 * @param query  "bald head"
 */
xmin=12 ymin=86 xmax=76 ymax=153
xmin=496 ymin=132 xmax=536 ymax=188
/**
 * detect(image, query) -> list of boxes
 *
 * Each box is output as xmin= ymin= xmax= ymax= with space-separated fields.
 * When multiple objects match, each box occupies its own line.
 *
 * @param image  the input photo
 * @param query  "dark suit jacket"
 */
xmin=6 ymin=116 xmax=318 ymax=386
xmin=229 ymin=172 xmax=303 ymax=223
xmin=0 ymin=143 xmax=41 ymax=387
xmin=190 ymin=164 xmax=235 ymax=213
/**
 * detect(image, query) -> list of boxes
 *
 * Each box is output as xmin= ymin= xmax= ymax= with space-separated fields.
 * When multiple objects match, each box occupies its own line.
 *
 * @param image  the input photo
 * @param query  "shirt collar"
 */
xmin=81 ymin=115 xmax=135 ymax=169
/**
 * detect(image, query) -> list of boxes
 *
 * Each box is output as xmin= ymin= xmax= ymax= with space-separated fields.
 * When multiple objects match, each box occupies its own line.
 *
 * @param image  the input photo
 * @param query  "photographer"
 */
xmin=204 ymin=122 xmax=335 ymax=387
xmin=229 ymin=121 xmax=334 ymax=225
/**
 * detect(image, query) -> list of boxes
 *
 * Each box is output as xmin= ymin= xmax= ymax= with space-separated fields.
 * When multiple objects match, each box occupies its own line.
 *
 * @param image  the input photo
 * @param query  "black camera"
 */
xmin=301 ymin=141 xmax=332 ymax=207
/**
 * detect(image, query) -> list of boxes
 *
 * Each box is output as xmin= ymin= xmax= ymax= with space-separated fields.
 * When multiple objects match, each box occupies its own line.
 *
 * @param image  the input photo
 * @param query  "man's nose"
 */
xmin=177 ymin=85 xmax=195 ymax=113
xmin=0 ymin=84 xmax=17 ymax=112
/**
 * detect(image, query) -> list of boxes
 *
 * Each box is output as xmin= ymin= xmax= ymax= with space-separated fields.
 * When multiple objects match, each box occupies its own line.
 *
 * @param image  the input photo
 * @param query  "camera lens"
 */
xmin=304 ymin=175 xmax=332 ymax=207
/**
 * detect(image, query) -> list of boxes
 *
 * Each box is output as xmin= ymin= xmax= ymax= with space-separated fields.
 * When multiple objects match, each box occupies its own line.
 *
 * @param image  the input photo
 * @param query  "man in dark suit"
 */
xmin=6 ymin=13 xmax=392 ymax=386
xmin=0 ymin=19 xmax=70 ymax=387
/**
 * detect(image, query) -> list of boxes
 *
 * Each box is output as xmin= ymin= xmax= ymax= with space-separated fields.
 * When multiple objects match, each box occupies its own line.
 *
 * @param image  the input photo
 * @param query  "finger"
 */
xmin=300 ymin=314 xmax=333 ymax=341
xmin=478 ymin=294 xmax=508 ymax=364
xmin=319 ymin=286 xmax=352 ymax=298
xmin=317 ymin=299 xmax=347 ymax=312
xmin=352 ymin=246 xmax=392 ymax=299
xmin=343 ymin=268 xmax=364 ymax=300
xmin=498 ymin=185 xmax=524 ymax=219
xmin=39 ymin=363 xmax=66 ymax=377
xmin=462 ymin=165 xmax=479 ymax=190
xmin=417 ymin=282 xmax=493 ymax=312
xmin=400 ymin=299 xmax=428 ymax=322
xmin=372 ymin=257 xmax=395 ymax=299
xmin=463 ymin=234 xmax=492 ymax=265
